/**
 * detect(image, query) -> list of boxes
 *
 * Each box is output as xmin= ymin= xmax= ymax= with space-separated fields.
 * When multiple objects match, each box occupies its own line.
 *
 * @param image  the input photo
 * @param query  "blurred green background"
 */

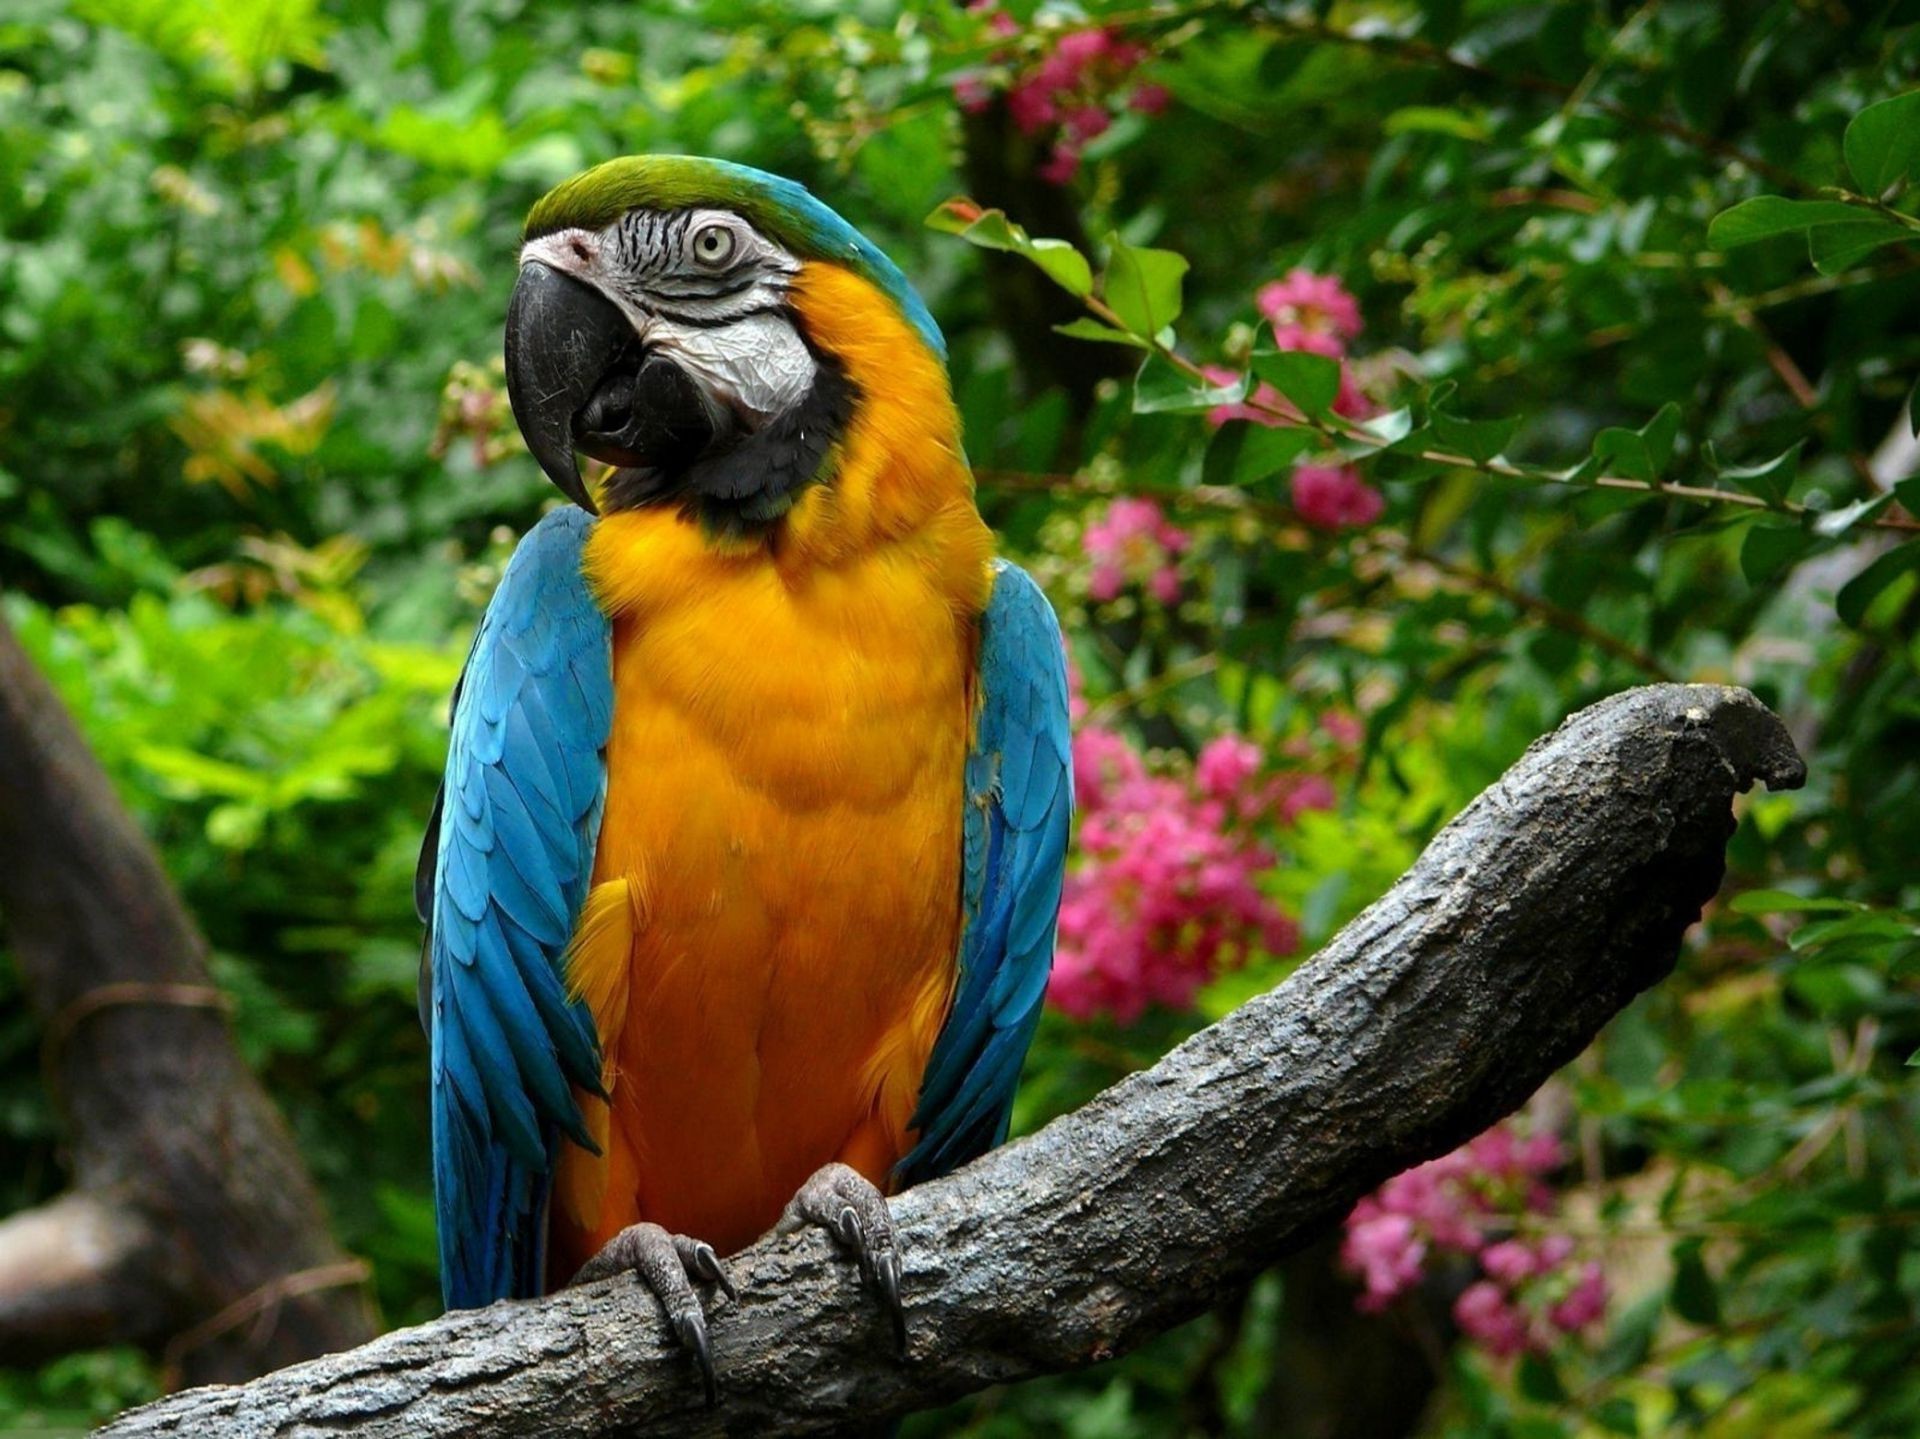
xmin=2 ymin=0 xmax=1919 ymax=1434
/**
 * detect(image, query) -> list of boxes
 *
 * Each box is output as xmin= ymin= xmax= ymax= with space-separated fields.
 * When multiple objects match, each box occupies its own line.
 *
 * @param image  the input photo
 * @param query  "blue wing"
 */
xmin=418 ymin=506 xmax=611 ymax=1308
xmin=898 ymin=560 xmax=1073 ymax=1185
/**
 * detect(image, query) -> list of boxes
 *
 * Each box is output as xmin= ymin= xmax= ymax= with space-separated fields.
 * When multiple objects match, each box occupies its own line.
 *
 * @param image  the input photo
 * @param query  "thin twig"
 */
xmin=977 ymin=468 xmax=1675 ymax=679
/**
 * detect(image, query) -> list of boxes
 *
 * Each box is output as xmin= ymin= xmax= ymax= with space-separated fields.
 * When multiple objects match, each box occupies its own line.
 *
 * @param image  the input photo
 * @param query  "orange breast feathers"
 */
xmin=547 ymin=261 xmax=995 ymax=1274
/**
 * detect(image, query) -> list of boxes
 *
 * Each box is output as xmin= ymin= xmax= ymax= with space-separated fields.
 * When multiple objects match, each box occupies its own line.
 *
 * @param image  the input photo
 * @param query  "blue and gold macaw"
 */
xmin=416 ymin=155 xmax=1072 ymax=1395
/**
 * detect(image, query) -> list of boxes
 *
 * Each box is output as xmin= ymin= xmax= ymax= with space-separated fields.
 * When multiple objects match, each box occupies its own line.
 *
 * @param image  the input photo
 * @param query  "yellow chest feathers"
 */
xmin=585 ymin=505 xmax=987 ymax=820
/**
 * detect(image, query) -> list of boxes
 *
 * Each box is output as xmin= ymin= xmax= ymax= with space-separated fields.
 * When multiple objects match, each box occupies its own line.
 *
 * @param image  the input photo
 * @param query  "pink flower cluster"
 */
xmin=1204 ymin=269 xmax=1386 ymax=531
xmin=1291 ymin=465 xmax=1385 ymax=530
xmin=1050 ymin=722 xmax=1319 ymax=1023
xmin=1340 ymin=1122 xmax=1608 ymax=1358
xmin=954 ymin=7 xmax=1169 ymax=184
xmin=1084 ymin=497 xmax=1190 ymax=604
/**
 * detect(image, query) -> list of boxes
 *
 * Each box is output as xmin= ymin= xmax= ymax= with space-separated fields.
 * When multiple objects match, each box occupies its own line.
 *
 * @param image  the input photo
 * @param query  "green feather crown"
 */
xmin=525 ymin=155 xmax=945 ymax=358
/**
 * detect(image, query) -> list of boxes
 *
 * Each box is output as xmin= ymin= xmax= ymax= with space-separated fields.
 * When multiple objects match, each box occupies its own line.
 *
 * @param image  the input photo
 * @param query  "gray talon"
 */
xmin=685 ymin=1239 xmax=738 ymax=1301
xmin=675 ymin=1309 xmax=716 ymax=1408
xmin=780 ymin=1162 xmax=908 ymax=1354
xmin=572 ymin=1221 xmax=735 ymax=1406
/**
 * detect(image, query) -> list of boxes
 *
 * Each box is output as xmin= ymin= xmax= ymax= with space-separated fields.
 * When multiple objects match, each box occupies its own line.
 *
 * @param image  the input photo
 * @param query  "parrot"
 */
xmin=415 ymin=154 xmax=1073 ymax=1398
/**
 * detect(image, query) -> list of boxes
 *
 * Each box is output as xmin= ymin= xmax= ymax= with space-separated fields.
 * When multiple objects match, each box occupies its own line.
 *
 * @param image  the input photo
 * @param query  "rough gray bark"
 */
xmin=0 ymin=614 xmax=376 ymax=1383
xmin=98 ymin=683 xmax=1804 ymax=1438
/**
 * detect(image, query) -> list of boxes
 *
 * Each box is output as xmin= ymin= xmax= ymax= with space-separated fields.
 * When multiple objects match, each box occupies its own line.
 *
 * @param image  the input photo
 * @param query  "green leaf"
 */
xmin=1104 ymin=236 xmax=1188 ymax=338
xmin=1202 ymin=422 xmax=1315 ymax=489
xmin=1027 ymin=239 xmax=1093 ymax=298
xmin=1740 ymin=520 xmax=1816 ymax=585
xmin=1593 ymin=428 xmax=1654 ymax=482
xmin=1593 ymin=1398 xmax=1640 ymax=1437
xmin=1707 ymin=197 xmax=1870 ymax=248
xmin=1640 ymin=401 xmax=1681 ymax=472
xmin=1432 ymin=411 xmax=1518 ymax=464
xmin=1671 ymin=1241 xmax=1721 ymax=1326
xmin=1897 ymin=473 xmax=1920 ymax=514
xmin=1844 ymin=90 xmax=1920 ymax=197
xmin=1053 ymin=317 xmax=1149 ymax=348
xmin=1230 ymin=424 xmax=1314 ymax=485
xmin=1812 ymin=491 xmax=1893 ymax=537
xmin=1712 ymin=440 xmax=1802 ymax=504
xmin=1384 ymin=105 xmax=1489 ymax=141
xmin=925 ymin=200 xmax=1093 ymax=296
xmin=927 ymin=198 xmax=1018 ymax=246
xmin=1730 ymin=889 xmax=1865 ymax=916
xmin=1132 ymin=353 xmax=1241 ymax=414
xmin=1836 ymin=541 xmax=1920 ymax=628
xmin=1517 ymin=1353 xmax=1567 ymax=1405
xmin=1809 ymin=217 xmax=1912 ymax=274
xmin=1360 ymin=408 xmax=1414 ymax=445
xmin=1252 ymin=349 xmax=1341 ymax=417
xmin=1594 ymin=404 xmax=1681 ymax=483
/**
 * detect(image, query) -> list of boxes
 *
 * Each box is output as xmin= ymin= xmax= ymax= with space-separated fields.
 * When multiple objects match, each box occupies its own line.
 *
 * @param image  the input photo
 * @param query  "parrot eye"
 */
xmin=689 ymin=223 xmax=738 ymax=269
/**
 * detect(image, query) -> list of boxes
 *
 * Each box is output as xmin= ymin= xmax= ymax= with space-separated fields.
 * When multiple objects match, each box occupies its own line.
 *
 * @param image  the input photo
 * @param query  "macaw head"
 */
xmin=504 ymin=154 xmax=950 ymax=530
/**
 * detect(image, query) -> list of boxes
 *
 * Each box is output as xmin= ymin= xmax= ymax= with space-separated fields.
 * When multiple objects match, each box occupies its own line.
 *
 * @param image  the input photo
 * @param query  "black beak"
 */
xmin=504 ymin=260 xmax=720 ymax=514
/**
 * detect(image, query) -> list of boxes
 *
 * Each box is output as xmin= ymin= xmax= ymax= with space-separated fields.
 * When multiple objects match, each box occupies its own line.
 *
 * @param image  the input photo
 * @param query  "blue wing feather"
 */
xmin=898 ymin=560 xmax=1072 ymax=1186
xmin=423 ymin=507 xmax=611 ymax=1309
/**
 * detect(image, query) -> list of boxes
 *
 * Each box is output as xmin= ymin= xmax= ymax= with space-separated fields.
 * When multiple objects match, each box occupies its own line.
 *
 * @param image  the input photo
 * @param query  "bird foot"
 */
xmin=570 ymin=1222 xmax=737 ymax=1405
xmin=776 ymin=1162 xmax=906 ymax=1354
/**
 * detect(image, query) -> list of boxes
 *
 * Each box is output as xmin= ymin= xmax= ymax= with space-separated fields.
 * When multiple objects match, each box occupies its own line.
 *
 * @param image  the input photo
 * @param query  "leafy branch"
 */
xmin=929 ymin=162 xmax=1920 ymax=569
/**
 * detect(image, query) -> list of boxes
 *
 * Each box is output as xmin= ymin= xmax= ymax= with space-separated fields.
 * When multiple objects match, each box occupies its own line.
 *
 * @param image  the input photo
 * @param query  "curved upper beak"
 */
xmin=504 ymin=259 xmax=630 ymax=514
xmin=504 ymin=260 xmax=721 ymax=515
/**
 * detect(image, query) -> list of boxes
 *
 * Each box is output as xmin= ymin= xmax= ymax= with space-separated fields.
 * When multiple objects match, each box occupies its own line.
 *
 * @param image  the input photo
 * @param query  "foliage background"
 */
xmin=1 ymin=0 xmax=1918 ymax=1433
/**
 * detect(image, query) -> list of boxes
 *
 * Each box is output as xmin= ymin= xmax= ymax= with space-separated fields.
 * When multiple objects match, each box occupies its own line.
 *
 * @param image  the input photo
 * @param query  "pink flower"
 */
xmin=1083 ymin=497 xmax=1190 ymax=603
xmin=1549 ymin=1262 xmax=1608 ymax=1331
xmin=1342 ymin=1210 xmax=1427 ymax=1309
xmin=1195 ymin=735 xmax=1261 ymax=801
xmin=1072 ymin=726 xmax=1146 ymax=815
xmin=1291 ymin=465 xmax=1384 ymax=530
xmin=1257 ymin=269 xmax=1362 ymax=342
xmin=1518 ymin=1131 xmax=1566 ymax=1174
xmin=1455 ymin=1281 xmax=1531 ymax=1357
xmin=952 ymin=75 xmax=992 ymax=113
xmin=1053 ymin=28 xmax=1113 ymax=70
xmin=1038 ymin=141 xmax=1081 ymax=185
xmin=1339 ymin=1118 xmax=1604 ymax=1358
xmin=1536 ymin=1233 xmax=1575 ymax=1269
xmin=1480 ymin=1239 xmax=1539 ymax=1285
xmin=1066 ymin=105 xmax=1111 ymax=142
xmin=1321 ymin=710 xmax=1364 ymax=747
xmin=958 ymin=23 xmax=1154 ymax=185
xmin=1050 ymin=721 xmax=1298 ymax=1023
xmin=1008 ymin=79 xmax=1058 ymax=134
xmin=1128 ymin=82 xmax=1170 ymax=114
xmin=1277 ymin=773 xmax=1336 ymax=823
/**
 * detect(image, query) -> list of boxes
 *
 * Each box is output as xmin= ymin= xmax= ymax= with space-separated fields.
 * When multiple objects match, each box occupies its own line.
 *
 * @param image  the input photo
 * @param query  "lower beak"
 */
xmin=504 ymin=261 xmax=720 ymax=514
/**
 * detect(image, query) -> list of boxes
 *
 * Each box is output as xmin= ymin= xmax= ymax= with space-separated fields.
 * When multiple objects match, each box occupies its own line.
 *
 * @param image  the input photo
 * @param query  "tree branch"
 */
xmin=98 ymin=683 xmax=1804 ymax=1437
xmin=0 ymin=614 xmax=375 ymax=1384
xmin=0 ymin=1194 xmax=169 ymax=1365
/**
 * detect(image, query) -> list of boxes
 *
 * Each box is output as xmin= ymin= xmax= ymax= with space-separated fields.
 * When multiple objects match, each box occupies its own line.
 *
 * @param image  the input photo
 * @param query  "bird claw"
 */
xmin=779 ymin=1163 xmax=908 ymax=1355
xmin=571 ymin=1222 xmax=736 ymax=1405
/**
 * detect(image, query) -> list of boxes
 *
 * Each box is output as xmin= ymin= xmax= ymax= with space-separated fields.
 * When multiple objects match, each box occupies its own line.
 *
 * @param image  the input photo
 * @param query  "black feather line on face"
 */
xmin=600 ymin=335 xmax=857 ymax=537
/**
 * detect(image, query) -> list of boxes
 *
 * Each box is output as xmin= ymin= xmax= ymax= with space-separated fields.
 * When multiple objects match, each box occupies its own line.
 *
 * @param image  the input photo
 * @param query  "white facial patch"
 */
xmin=644 ymin=311 xmax=816 ymax=425
xmin=519 ymin=212 xmax=819 ymax=431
